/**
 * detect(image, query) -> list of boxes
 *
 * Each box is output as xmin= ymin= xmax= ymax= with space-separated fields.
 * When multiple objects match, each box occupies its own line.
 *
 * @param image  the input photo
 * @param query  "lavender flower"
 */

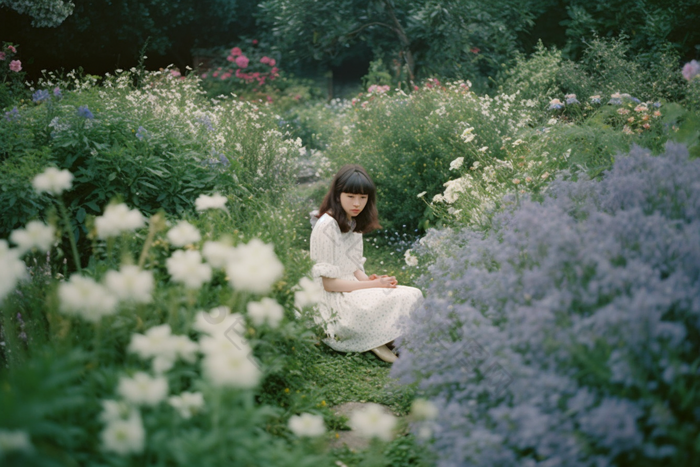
xmin=32 ymin=89 xmax=50 ymax=103
xmin=682 ymin=60 xmax=700 ymax=81
xmin=589 ymin=95 xmax=602 ymax=104
xmin=4 ymin=106 xmax=19 ymax=122
xmin=77 ymin=105 xmax=94 ymax=119
xmin=135 ymin=126 xmax=147 ymax=140
xmin=393 ymin=142 xmax=700 ymax=466
xmin=565 ymin=94 xmax=579 ymax=105
xmin=548 ymin=98 xmax=564 ymax=110
xmin=53 ymin=87 xmax=62 ymax=98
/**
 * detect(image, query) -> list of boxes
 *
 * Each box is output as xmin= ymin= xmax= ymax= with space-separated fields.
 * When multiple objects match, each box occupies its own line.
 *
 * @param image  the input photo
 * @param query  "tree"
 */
xmin=0 ymin=0 xmax=74 ymax=27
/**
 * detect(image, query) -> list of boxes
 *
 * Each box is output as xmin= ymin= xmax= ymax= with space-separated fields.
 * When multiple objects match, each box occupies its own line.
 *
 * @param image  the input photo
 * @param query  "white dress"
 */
xmin=309 ymin=212 xmax=425 ymax=352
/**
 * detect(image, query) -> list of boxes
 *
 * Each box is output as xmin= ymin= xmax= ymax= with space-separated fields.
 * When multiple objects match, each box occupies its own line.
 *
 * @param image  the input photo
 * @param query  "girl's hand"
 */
xmin=368 ymin=274 xmax=379 ymax=280
xmin=373 ymin=275 xmax=398 ymax=288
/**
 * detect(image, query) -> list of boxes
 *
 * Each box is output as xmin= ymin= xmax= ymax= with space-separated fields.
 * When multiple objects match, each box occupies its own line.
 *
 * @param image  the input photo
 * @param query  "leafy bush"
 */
xmin=392 ymin=143 xmax=700 ymax=466
xmin=0 ymin=68 xmax=303 ymax=263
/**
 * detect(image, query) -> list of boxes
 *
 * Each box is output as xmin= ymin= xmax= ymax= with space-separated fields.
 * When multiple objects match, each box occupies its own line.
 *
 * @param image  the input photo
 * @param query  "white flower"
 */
xmin=58 ymin=275 xmax=118 ymax=322
xmin=117 ymin=372 xmax=168 ymax=406
xmin=202 ymin=351 xmax=261 ymax=389
xmin=194 ymin=306 xmax=244 ymax=337
xmin=449 ymin=157 xmax=464 ymax=171
xmin=168 ymin=391 xmax=205 ymax=419
xmin=293 ymin=277 xmax=323 ymax=310
xmin=95 ymin=204 xmax=146 ymax=239
xmin=547 ymin=118 xmax=558 ymax=125
xmin=404 ymin=249 xmax=418 ymax=267
xmin=100 ymin=411 xmax=145 ymax=455
xmin=432 ymin=193 xmax=445 ymax=203
xmin=416 ymin=191 xmax=427 ymax=198
xmin=170 ymin=335 xmax=198 ymax=363
xmin=247 ymin=297 xmax=285 ymax=328
xmin=10 ymin=221 xmax=55 ymax=254
xmin=288 ymin=413 xmax=326 ymax=437
xmin=104 ymin=266 xmax=153 ymax=303
xmin=478 ymin=146 xmax=489 ymax=152
xmin=195 ymin=193 xmax=228 ymax=212
xmin=166 ymin=250 xmax=212 ymax=289
xmin=0 ymin=429 xmax=33 ymax=455
xmin=167 ymin=221 xmax=201 ymax=247
xmin=460 ymin=127 xmax=475 ymax=143
xmin=99 ymin=400 xmax=135 ymax=424
xmin=32 ymin=167 xmax=73 ymax=195
xmin=202 ymin=240 xmax=238 ymax=268
xmin=411 ymin=399 xmax=438 ymax=420
xmin=129 ymin=324 xmax=176 ymax=361
xmin=349 ymin=403 xmax=397 ymax=441
xmin=0 ymin=240 xmax=28 ymax=303
xmin=225 ymin=238 xmax=283 ymax=294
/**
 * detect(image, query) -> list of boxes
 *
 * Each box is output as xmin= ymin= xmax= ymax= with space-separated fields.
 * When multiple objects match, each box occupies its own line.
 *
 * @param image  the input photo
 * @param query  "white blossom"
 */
xmin=449 ymin=157 xmax=464 ymax=171
xmin=100 ymin=411 xmax=145 ymax=455
xmin=166 ymin=250 xmax=212 ymax=289
xmin=117 ymin=372 xmax=168 ymax=406
xmin=349 ymin=403 xmax=397 ymax=441
xmin=202 ymin=351 xmax=261 ymax=389
xmin=417 ymin=191 xmax=427 ymax=198
xmin=411 ymin=399 xmax=439 ymax=420
xmin=58 ymin=275 xmax=118 ymax=322
xmin=225 ymin=238 xmax=283 ymax=294
xmin=99 ymin=400 xmax=135 ymax=424
xmin=168 ymin=391 xmax=205 ymax=419
xmin=166 ymin=221 xmax=201 ymax=247
xmin=460 ymin=127 xmax=475 ymax=143
xmin=195 ymin=193 xmax=228 ymax=212
xmin=32 ymin=167 xmax=73 ymax=195
xmin=10 ymin=221 xmax=55 ymax=254
xmin=404 ymin=249 xmax=418 ymax=267
xmin=293 ymin=277 xmax=323 ymax=310
xmin=0 ymin=429 xmax=33 ymax=456
xmin=202 ymin=240 xmax=238 ymax=268
xmin=95 ymin=204 xmax=146 ymax=239
xmin=0 ymin=240 xmax=28 ymax=303
xmin=247 ymin=297 xmax=285 ymax=328
xmin=104 ymin=266 xmax=153 ymax=303
xmin=288 ymin=413 xmax=326 ymax=437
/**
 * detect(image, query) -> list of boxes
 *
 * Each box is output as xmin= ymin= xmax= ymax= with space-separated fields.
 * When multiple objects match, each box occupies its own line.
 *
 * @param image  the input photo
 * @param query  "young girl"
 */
xmin=309 ymin=164 xmax=424 ymax=363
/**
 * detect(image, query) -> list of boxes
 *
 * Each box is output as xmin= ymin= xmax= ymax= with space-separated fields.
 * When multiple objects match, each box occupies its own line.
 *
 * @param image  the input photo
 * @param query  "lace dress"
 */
xmin=309 ymin=212 xmax=425 ymax=352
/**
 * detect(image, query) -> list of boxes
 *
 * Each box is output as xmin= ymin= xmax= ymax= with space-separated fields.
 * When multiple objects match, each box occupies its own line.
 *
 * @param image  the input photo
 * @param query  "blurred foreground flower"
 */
xmin=247 ymin=297 xmax=284 ymax=327
xmin=104 ymin=266 xmax=154 ymax=304
xmin=195 ymin=193 xmax=228 ymax=212
xmin=95 ymin=204 xmax=146 ymax=239
xmin=225 ymin=238 xmax=283 ymax=294
xmin=0 ymin=429 xmax=33 ymax=456
xmin=32 ymin=167 xmax=73 ymax=195
xmin=117 ymin=372 xmax=168 ymax=406
xmin=167 ymin=220 xmax=201 ymax=247
xmin=166 ymin=250 xmax=212 ymax=289
xmin=349 ymin=403 xmax=396 ymax=441
xmin=288 ymin=413 xmax=326 ymax=437
xmin=100 ymin=410 xmax=145 ymax=455
xmin=168 ymin=391 xmax=205 ymax=419
xmin=294 ymin=276 xmax=323 ymax=310
xmin=58 ymin=275 xmax=118 ymax=322
xmin=10 ymin=220 xmax=55 ymax=254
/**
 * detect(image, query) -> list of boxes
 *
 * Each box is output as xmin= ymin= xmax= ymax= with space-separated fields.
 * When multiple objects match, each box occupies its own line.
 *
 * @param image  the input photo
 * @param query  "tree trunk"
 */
xmin=382 ymin=0 xmax=415 ymax=88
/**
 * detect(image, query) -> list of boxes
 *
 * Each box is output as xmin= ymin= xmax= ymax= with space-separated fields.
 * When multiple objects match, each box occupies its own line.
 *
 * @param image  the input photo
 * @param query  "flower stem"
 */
xmin=58 ymin=198 xmax=82 ymax=273
xmin=138 ymin=213 xmax=162 ymax=269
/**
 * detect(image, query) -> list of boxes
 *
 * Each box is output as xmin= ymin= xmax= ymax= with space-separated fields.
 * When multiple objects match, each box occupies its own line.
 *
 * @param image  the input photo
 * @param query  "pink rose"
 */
xmin=682 ymin=60 xmax=700 ymax=81
xmin=260 ymin=56 xmax=270 ymax=65
xmin=227 ymin=55 xmax=235 ymax=62
xmin=235 ymin=55 xmax=249 ymax=68
xmin=268 ymin=58 xmax=276 ymax=67
xmin=230 ymin=47 xmax=242 ymax=57
xmin=7 ymin=45 xmax=17 ymax=53
xmin=0 ymin=52 xmax=5 ymax=60
xmin=252 ymin=40 xmax=258 ymax=45
xmin=9 ymin=60 xmax=21 ymax=72
xmin=201 ymin=73 xmax=208 ymax=79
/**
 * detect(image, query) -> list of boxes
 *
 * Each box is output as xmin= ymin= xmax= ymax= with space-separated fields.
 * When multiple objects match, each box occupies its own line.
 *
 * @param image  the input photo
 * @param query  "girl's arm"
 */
xmin=354 ymin=269 xmax=370 ymax=281
xmin=322 ymin=276 xmax=396 ymax=293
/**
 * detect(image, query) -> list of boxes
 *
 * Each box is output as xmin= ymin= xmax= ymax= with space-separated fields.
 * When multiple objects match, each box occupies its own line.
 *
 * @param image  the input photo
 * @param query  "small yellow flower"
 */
xmin=284 ymin=388 xmax=290 ymax=394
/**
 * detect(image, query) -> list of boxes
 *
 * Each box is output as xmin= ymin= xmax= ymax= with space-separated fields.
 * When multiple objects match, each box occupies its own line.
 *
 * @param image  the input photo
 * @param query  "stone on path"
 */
xmin=328 ymin=402 xmax=398 ymax=451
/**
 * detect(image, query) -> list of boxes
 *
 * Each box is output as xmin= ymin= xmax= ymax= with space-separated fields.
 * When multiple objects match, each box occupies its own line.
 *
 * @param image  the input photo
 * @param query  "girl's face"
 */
xmin=339 ymin=192 xmax=368 ymax=220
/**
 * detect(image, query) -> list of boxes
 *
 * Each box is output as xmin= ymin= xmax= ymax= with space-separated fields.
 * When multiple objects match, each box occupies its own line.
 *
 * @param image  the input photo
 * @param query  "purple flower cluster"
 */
xmin=393 ymin=143 xmax=700 ymax=466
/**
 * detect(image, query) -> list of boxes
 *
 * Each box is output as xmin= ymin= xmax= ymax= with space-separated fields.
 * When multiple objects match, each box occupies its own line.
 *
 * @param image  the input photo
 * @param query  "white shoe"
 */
xmin=370 ymin=345 xmax=397 ymax=363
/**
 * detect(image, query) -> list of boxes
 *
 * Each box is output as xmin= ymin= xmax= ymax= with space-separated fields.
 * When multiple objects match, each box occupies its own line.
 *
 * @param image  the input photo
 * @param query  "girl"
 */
xmin=309 ymin=164 xmax=424 ymax=363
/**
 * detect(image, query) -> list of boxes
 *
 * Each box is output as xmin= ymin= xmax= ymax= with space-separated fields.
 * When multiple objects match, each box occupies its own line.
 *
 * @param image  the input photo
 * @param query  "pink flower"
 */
xmin=230 ymin=47 xmax=242 ymax=57
xmin=221 ymin=73 xmax=231 ymax=80
xmin=270 ymin=67 xmax=279 ymax=75
xmin=682 ymin=60 xmax=700 ymax=81
xmin=260 ymin=56 xmax=270 ymax=64
xmin=9 ymin=60 xmax=21 ymax=72
xmin=0 ymin=52 xmax=5 ymax=60
xmin=170 ymin=70 xmax=181 ymax=77
xmin=213 ymin=71 xmax=219 ymax=77
xmin=470 ymin=47 xmax=480 ymax=54
xmin=267 ymin=95 xmax=273 ymax=103
xmin=227 ymin=55 xmax=235 ymax=62
xmin=235 ymin=55 xmax=249 ymax=68
xmin=201 ymin=73 xmax=208 ymax=79
xmin=252 ymin=40 xmax=258 ymax=45
xmin=268 ymin=59 xmax=276 ymax=67
xmin=7 ymin=45 xmax=17 ymax=53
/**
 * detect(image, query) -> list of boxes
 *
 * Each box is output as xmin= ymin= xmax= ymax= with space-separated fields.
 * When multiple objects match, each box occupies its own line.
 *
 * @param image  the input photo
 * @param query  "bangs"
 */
xmin=342 ymin=171 xmax=375 ymax=195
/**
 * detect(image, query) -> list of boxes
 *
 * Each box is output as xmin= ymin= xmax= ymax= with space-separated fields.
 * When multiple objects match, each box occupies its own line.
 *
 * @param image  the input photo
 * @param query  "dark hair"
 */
xmin=316 ymin=164 xmax=382 ymax=233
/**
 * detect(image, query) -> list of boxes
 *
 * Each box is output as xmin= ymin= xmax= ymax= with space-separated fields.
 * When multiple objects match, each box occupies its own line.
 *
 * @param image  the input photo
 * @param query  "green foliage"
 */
xmin=501 ymin=36 xmax=687 ymax=103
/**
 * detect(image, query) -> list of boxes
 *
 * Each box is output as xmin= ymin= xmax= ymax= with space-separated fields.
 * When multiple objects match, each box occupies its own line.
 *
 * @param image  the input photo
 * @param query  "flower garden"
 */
xmin=2 ymin=5 xmax=700 ymax=466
